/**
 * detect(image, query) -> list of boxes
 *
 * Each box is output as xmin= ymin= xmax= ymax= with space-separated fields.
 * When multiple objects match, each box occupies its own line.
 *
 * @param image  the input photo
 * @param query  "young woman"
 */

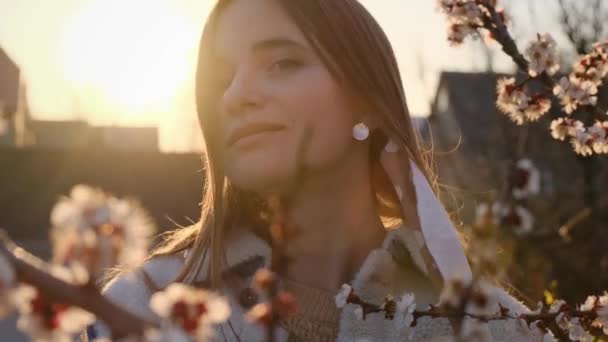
xmin=94 ymin=0 xmax=545 ymax=340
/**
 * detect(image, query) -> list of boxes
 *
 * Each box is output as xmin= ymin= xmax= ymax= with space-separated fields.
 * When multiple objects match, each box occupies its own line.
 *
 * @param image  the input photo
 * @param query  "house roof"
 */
xmin=424 ymin=71 xmax=605 ymax=224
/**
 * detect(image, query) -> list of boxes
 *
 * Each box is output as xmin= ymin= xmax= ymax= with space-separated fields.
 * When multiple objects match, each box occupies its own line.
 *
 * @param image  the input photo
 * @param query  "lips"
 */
xmin=227 ymin=122 xmax=286 ymax=147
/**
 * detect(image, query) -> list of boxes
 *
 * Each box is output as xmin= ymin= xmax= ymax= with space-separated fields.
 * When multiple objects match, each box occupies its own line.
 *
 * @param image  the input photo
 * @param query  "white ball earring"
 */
xmin=352 ymin=122 xmax=369 ymax=141
xmin=384 ymin=139 xmax=401 ymax=153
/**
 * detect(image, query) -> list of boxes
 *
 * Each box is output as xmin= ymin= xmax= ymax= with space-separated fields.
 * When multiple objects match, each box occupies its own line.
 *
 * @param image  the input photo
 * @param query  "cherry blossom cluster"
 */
xmin=7 ymin=264 xmax=100 ymax=341
xmin=244 ymin=268 xmax=298 ymax=328
xmin=496 ymin=77 xmax=552 ymax=125
xmin=50 ymin=184 xmax=156 ymax=281
xmin=571 ymin=41 xmax=608 ymax=90
xmin=545 ymin=41 xmax=608 ymax=155
xmin=336 ymin=271 xmax=608 ymax=341
xmin=148 ymin=283 xmax=231 ymax=341
xmin=334 ymin=283 xmax=416 ymax=334
xmin=436 ymin=0 xmax=507 ymax=46
xmin=495 ymin=34 xmax=608 ymax=156
xmin=12 ymin=284 xmax=95 ymax=342
xmin=525 ymin=33 xmax=561 ymax=78
xmin=550 ymin=117 xmax=608 ymax=156
xmin=476 ymin=201 xmax=534 ymax=237
xmin=1 ymin=242 xmax=100 ymax=341
xmin=334 ymin=278 xmax=556 ymax=341
xmin=242 ymin=192 xmax=302 ymax=338
xmin=474 ymin=159 xmax=541 ymax=237
xmin=529 ymin=293 xmax=608 ymax=341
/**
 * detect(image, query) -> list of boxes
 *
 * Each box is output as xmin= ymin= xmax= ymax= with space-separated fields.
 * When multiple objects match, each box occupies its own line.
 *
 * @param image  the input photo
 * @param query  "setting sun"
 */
xmin=58 ymin=0 xmax=201 ymax=123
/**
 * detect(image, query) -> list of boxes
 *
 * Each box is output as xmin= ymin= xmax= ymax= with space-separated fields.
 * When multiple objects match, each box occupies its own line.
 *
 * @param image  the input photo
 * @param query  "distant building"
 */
xmin=0 ymin=47 xmax=159 ymax=151
xmin=0 ymin=47 xmax=19 ymax=115
xmin=0 ymin=47 xmax=29 ymax=147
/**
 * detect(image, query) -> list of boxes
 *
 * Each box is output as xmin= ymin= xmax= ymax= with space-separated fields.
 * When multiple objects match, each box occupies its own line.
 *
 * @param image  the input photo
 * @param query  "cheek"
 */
xmin=222 ymin=66 xmax=357 ymax=192
xmin=283 ymin=67 xmax=357 ymax=169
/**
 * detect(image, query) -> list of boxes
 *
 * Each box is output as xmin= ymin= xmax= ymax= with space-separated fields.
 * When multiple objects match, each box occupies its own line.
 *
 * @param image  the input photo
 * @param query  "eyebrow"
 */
xmin=213 ymin=36 xmax=307 ymax=67
xmin=251 ymin=36 xmax=307 ymax=53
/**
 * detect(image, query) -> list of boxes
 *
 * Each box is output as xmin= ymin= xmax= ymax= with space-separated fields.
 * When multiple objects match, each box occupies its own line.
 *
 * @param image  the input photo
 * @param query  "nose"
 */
xmin=221 ymin=67 xmax=263 ymax=118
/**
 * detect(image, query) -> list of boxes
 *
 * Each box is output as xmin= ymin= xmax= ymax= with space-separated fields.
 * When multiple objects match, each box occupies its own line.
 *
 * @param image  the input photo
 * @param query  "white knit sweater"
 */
xmin=94 ymin=224 xmax=547 ymax=341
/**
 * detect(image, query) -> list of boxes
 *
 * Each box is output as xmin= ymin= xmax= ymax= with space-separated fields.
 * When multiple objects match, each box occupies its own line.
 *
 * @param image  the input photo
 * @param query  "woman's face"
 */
xmin=214 ymin=0 xmax=367 ymax=193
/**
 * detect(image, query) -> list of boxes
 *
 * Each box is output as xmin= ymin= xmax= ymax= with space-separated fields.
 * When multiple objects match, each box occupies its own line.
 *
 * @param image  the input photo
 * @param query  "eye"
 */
xmin=268 ymin=58 xmax=302 ymax=74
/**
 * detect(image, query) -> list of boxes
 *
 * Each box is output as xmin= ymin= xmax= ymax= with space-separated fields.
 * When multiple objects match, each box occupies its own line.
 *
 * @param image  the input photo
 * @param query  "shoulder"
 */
xmin=91 ymin=254 xmax=185 ymax=338
xmin=102 ymin=254 xmax=185 ymax=317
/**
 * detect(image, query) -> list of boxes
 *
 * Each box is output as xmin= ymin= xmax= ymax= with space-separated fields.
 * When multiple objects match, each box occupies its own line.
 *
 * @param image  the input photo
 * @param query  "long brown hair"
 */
xmin=150 ymin=0 xmax=438 ymax=290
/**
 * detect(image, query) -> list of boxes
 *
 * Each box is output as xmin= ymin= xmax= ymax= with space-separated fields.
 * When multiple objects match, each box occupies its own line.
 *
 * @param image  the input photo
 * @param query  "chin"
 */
xmin=227 ymin=163 xmax=294 ymax=195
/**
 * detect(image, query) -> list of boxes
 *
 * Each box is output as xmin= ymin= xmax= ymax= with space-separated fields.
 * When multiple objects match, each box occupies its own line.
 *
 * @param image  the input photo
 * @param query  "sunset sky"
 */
xmin=0 ymin=0 xmax=563 ymax=151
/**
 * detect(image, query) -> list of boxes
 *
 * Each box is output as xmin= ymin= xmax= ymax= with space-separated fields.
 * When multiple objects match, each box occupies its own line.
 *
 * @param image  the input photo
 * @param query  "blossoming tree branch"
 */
xmin=440 ymin=0 xmax=608 ymax=156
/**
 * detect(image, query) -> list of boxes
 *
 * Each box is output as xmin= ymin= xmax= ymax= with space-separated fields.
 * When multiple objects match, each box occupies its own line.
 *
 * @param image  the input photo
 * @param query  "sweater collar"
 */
xmin=185 ymin=222 xmax=434 ymax=286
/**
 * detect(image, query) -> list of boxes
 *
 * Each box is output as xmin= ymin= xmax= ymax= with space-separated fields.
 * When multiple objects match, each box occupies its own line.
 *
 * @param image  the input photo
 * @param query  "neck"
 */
xmin=280 ymin=148 xmax=386 ymax=291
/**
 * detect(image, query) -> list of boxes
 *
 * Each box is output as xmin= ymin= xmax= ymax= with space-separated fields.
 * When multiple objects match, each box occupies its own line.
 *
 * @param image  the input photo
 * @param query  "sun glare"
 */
xmin=59 ymin=0 xmax=200 ymax=123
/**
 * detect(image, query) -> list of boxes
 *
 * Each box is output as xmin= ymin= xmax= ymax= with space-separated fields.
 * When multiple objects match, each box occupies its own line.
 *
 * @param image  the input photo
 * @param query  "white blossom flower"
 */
xmin=51 ymin=185 xmax=112 ymax=230
xmin=474 ymin=202 xmax=494 ymax=226
xmin=393 ymin=293 xmax=416 ymax=331
xmin=555 ymin=311 xmax=569 ymax=331
xmin=452 ymin=1 xmax=483 ymax=24
xmin=550 ymin=117 xmax=584 ymax=141
xmin=245 ymin=302 xmax=272 ymax=326
xmin=447 ymin=22 xmax=480 ymax=46
xmin=150 ymin=283 xmax=230 ymax=340
xmin=553 ymin=76 xmax=598 ymax=114
xmin=437 ymin=0 xmax=484 ymax=45
xmin=571 ymin=129 xmax=594 ymax=156
xmin=571 ymin=43 xmax=608 ymax=86
xmin=512 ymin=158 xmax=541 ymax=199
xmin=573 ymin=63 xmax=607 ymax=87
xmin=566 ymin=317 xmax=593 ymax=342
xmin=580 ymin=293 xmax=608 ymax=334
xmin=12 ymin=284 xmax=95 ymax=342
xmin=496 ymin=77 xmax=551 ymax=124
xmin=530 ymin=300 xmax=544 ymax=315
xmin=588 ymin=121 xmax=608 ymax=154
xmin=335 ymin=283 xmax=354 ymax=309
xmin=549 ymin=299 xmax=566 ymax=314
xmin=593 ymin=40 xmax=608 ymax=57
xmin=597 ymin=294 xmax=608 ymax=334
xmin=525 ymin=33 xmax=560 ymax=77
xmin=106 ymin=197 xmax=156 ymax=268
xmin=524 ymin=96 xmax=552 ymax=122
xmin=51 ymin=185 xmax=156 ymax=280
xmin=437 ymin=0 xmax=483 ymax=23
xmin=493 ymin=202 xmax=534 ymax=235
